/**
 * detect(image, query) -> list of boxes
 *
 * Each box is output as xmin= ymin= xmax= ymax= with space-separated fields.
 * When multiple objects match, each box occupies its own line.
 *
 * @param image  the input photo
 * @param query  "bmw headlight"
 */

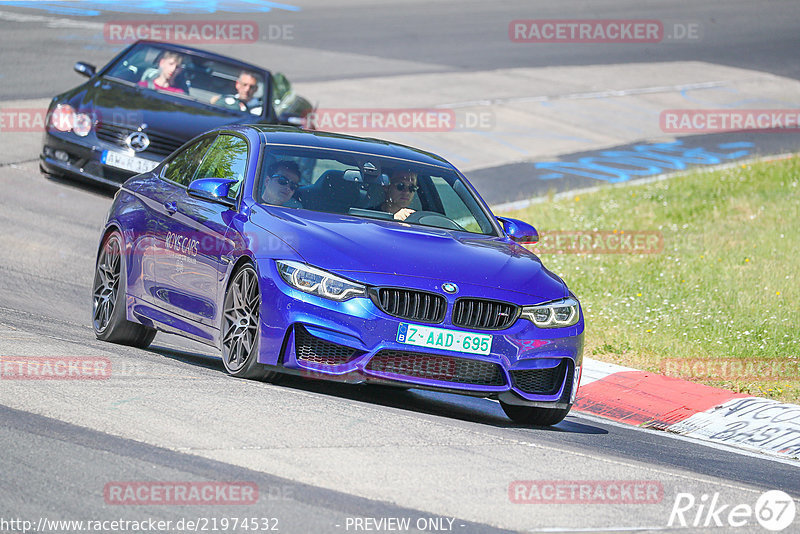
xmin=520 ymin=297 xmax=580 ymax=328
xmin=276 ymin=260 xmax=366 ymax=301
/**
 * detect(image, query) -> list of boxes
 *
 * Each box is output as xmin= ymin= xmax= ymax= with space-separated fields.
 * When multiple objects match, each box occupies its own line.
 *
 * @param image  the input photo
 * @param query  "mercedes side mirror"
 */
xmin=74 ymin=62 xmax=96 ymax=78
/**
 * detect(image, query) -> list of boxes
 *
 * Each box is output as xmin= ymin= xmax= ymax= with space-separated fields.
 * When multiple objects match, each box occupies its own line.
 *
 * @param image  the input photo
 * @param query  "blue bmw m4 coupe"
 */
xmin=93 ymin=125 xmax=584 ymax=425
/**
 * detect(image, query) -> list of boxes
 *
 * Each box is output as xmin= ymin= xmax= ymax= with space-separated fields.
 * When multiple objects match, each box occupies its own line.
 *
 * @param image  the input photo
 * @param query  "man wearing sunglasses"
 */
xmin=261 ymin=160 xmax=302 ymax=207
xmin=379 ymin=169 xmax=418 ymax=221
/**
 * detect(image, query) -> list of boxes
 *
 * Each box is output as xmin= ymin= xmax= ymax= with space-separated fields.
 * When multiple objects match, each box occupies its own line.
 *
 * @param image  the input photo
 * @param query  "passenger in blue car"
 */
xmin=378 ymin=169 xmax=418 ymax=221
xmin=260 ymin=160 xmax=301 ymax=207
xmin=211 ymin=70 xmax=260 ymax=113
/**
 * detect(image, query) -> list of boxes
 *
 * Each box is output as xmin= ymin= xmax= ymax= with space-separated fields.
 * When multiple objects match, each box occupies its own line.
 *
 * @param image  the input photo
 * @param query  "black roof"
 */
xmin=249 ymin=125 xmax=452 ymax=168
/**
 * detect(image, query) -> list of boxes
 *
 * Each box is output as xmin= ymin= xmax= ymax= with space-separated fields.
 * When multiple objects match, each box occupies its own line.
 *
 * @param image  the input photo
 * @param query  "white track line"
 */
xmin=0 ymin=9 xmax=104 ymax=30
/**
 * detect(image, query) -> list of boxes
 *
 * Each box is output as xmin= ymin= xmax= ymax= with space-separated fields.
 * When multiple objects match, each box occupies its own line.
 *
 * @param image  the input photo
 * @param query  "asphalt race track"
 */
xmin=1 ymin=1 xmax=799 ymax=532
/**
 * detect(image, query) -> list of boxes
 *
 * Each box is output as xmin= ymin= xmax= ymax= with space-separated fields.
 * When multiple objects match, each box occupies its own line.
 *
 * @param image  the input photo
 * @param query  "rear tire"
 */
xmin=92 ymin=231 xmax=156 ymax=348
xmin=500 ymin=401 xmax=571 ymax=426
xmin=221 ymin=264 xmax=277 ymax=381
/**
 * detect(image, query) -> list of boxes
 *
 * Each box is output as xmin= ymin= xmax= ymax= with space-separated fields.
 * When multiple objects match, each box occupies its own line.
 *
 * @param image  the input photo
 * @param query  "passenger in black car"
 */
xmin=138 ymin=51 xmax=187 ymax=94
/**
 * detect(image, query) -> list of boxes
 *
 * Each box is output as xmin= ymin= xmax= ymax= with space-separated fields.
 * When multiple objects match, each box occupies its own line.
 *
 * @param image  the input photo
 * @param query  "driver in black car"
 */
xmin=210 ymin=70 xmax=260 ymax=112
xmin=377 ymin=169 xmax=418 ymax=221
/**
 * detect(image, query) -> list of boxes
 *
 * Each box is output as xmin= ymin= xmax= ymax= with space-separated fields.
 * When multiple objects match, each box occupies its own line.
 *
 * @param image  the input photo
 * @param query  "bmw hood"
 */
xmin=250 ymin=207 xmax=568 ymax=302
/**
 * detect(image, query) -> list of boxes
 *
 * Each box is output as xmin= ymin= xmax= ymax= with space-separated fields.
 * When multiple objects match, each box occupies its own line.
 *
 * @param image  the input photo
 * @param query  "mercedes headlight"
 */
xmin=520 ymin=297 xmax=580 ymax=328
xmin=48 ymin=104 xmax=93 ymax=136
xmin=276 ymin=260 xmax=366 ymax=301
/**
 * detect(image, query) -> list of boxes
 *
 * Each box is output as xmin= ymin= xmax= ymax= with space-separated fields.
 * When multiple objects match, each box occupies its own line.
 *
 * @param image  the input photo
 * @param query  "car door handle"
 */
xmin=163 ymin=201 xmax=177 ymax=215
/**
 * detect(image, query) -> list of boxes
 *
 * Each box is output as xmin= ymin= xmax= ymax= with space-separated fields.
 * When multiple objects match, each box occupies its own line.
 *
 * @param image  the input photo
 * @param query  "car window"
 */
xmin=162 ymin=136 xmax=215 ymax=186
xmin=431 ymin=176 xmax=486 ymax=233
xmin=256 ymin=146 xmax=497 ymax=236
xmin=192 ymin=134 xmax=249 ymax=200
xmin=103 ymin=43 xmax=267 ymax=116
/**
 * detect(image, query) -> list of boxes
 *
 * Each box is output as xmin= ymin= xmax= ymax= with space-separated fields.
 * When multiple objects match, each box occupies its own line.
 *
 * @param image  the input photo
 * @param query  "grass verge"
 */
xmin=505 ymin=156 xmax=800 ymax=403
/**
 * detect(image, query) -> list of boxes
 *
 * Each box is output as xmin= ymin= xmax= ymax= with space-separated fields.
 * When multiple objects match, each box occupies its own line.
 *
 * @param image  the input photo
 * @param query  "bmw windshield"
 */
xmin=256 ymin=146 xmax=499 ymax=236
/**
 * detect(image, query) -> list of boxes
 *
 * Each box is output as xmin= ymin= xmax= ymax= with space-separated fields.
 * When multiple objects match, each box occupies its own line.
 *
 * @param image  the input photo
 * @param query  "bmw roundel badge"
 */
xmin=442 ymin=282 xmax=458 ymax=294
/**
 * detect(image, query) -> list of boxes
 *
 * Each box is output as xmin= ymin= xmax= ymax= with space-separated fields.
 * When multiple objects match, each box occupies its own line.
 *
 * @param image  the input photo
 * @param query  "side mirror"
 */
xmin=274 ymin=93 xmax=314 ymax=127
xmin=340 ymin=168 xmax=389 ymax=185
xmin=372 ymin=173 xmax=390 ymax=186
xmin=187 ymin=178 xmax=238 ymax=207
xmin=279 ymin=114 xmax=305 ymax=126
xmin=497 ymin=217 xmax=539 ymax=244
xmin=271 ymin=72 xmax=291 ymax=104
xmin=74 ymin=62 xmax=96 ymax=78
xmin=341 ymin=169 xmax=363 ymax=182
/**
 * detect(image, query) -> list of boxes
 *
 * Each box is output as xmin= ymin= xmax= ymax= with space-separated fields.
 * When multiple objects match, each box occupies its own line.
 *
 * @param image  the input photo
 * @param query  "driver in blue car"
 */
xmin=211 ymin=70 xmax=260 ymax=113
xmin=260 ymin=160 xmax=302 ymax=207
xmin=378 ymin=169 xmax=418 ymax=221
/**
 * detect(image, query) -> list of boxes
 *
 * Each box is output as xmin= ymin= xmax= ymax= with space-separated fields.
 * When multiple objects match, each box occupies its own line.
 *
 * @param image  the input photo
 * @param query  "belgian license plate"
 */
xmin=397 ymin=323 xmax=492 ymax=355
xmin=102 ymin=150 xmax=158 ymax=174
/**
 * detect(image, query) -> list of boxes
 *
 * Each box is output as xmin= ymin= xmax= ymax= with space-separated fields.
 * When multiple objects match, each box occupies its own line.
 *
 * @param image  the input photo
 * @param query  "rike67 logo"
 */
xmin=668 ymin=491 xmax=796 ymax=531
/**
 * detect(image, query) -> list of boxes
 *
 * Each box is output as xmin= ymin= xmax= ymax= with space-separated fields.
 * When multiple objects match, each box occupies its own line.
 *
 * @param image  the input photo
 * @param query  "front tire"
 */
xmin=500 ymin=401 xmax=571 ymax=426
xmin=221 ymin=264 xmax=277 ymax=381
xmin=92 ymin=231 xmax=156 ymax=348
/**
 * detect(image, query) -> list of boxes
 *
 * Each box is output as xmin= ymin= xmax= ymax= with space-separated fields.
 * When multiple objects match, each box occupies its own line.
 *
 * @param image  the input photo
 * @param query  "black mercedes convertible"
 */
xmin=40 ymin=40 xmax=313 ymax=187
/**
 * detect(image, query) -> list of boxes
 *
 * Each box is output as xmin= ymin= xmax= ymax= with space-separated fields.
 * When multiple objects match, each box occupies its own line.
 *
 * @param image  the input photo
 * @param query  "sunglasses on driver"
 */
xmin=271 ymin=174 xmax=300 ymax=191
xmin=392 ymin=182 xmax=419 ymax=193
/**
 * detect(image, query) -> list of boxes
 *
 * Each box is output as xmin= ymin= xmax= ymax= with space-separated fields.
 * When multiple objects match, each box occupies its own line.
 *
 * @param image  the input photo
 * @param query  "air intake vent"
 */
xmin=453 ymin=298 xmax=518 ymax=330
xmin=366 ymin=350 xmax=506 ymax=386
xmin=373 ymin=288 xmax=446 ymax=323
xmin=510 ymin=360 xmax=569 ymax=395
xmin=295 ymin=326 xmax=358 ymax=365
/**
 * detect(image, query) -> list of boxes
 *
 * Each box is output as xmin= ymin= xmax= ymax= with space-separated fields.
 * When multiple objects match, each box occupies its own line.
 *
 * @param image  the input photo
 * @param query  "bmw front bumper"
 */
xmin=256 ymin=262 xmax=584 ymax=408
